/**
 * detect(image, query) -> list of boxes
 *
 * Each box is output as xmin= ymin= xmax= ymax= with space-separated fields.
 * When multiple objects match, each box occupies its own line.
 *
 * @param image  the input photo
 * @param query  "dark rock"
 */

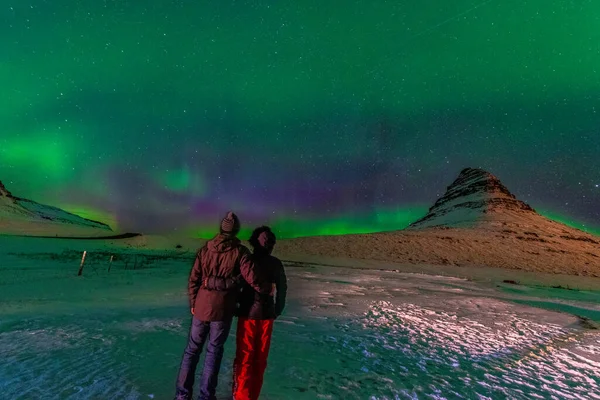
xmin=0 ymin=180 xmax=13 ymax=197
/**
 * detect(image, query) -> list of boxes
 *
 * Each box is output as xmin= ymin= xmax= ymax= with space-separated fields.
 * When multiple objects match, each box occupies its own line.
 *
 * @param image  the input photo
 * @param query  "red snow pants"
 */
xmin=232 ymin=318 xmax=274 ymax=400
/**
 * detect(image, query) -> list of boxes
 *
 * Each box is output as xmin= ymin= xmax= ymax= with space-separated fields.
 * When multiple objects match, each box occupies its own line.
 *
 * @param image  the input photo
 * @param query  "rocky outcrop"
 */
xmin=410 ymin=168 xmax=535 ymax=229
xmin=0 ymin=180 xmax=13 ymax=198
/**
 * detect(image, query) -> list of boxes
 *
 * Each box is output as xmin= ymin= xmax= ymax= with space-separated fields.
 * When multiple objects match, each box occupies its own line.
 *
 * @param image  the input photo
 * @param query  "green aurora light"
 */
xmin=0 ymin=0 xmax=598 ymax=236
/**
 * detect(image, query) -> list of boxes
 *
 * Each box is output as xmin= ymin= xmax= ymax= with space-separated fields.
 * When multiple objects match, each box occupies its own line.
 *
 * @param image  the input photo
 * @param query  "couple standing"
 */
xmin=175 ymin=212 xmax=288 ymax=400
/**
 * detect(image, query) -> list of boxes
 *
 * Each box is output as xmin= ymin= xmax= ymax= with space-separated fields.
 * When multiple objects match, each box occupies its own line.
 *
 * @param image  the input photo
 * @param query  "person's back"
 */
xmin=191 ymin=234 xmax=255 ymax=321
xmin=236 ymin=252 xmax=286 ymax=320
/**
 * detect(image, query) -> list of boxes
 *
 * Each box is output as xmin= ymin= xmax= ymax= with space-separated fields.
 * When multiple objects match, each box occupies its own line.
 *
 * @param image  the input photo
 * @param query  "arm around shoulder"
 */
xmin=239 ymin=247 xmax=271 ymax=294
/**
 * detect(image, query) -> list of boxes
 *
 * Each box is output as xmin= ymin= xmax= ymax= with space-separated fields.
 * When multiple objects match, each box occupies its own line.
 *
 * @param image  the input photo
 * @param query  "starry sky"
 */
xmin=1 ymin=0 xmax=599 ymax=238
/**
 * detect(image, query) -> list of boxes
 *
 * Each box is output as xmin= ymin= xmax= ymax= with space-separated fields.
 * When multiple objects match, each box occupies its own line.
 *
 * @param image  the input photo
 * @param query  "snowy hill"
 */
xmin=0 ymin=180 xmax=112 ymax=237
xmin=276 ymin=168 xmax=600 ymax=276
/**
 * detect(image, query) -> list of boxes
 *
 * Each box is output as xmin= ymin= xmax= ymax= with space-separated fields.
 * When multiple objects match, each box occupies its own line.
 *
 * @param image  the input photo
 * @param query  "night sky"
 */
xmin=1 ymin=1 xmax=599 ymax=237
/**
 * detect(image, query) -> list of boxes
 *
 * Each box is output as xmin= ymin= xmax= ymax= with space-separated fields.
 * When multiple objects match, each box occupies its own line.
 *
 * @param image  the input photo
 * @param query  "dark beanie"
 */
xmin=220 ymin=211 xmax=240 ymax=235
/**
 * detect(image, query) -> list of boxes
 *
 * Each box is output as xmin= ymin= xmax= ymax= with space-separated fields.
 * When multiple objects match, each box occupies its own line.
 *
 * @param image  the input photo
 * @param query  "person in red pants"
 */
xmin=232 ymin=226 xmax=287 ymax=400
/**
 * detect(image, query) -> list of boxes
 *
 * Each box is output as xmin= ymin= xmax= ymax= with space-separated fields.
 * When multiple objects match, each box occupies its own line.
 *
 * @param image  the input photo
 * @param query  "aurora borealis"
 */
xmin=1 ymin=1 xmax=599 ymax=237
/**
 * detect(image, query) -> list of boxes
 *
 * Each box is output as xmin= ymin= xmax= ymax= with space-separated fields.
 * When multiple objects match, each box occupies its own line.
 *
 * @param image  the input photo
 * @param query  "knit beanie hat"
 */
xmin=220 ymin=211 xmax=240 ymax=235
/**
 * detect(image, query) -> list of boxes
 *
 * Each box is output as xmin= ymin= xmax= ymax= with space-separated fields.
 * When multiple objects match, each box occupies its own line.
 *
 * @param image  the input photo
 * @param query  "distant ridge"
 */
xmin=2 ymin=232 xmax=141 ymax=240
xmin=0 ymin=180 xmax=113 ymax=237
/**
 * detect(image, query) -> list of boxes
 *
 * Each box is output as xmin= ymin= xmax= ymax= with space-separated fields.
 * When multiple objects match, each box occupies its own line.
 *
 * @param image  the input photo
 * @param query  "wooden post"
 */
xmin=107 ymin=255 xmax=113 ymax=272
xmin=77 ymin=251 xmax=87 ymax=276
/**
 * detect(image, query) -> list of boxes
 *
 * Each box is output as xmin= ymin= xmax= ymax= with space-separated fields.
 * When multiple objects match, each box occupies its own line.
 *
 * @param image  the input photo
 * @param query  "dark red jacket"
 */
xmin=188 ymin=235 xmax=270 ymax=321
xmin=236 ymin=252 xmax=287 ymax=320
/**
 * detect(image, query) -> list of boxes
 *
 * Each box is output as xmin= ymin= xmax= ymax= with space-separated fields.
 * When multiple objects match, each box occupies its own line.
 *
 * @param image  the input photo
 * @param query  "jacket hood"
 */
xmin=208 ymin=234 xmax=241 ymax=253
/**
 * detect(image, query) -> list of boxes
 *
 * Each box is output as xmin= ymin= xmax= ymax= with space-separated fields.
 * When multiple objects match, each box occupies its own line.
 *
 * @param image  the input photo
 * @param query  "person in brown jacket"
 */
xmin=175 ymin=212 xmax=270 ymax=400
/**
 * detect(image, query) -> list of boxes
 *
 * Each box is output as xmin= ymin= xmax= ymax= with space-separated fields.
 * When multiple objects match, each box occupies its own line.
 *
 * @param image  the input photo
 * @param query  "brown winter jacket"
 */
xmin=188 ymin=234 xmax=270 ymax=321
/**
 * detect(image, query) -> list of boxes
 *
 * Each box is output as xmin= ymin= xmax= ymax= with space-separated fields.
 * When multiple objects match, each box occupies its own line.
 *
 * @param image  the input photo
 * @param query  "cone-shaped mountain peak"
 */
xmin=410 ymin=168 xmax=535 ymax=229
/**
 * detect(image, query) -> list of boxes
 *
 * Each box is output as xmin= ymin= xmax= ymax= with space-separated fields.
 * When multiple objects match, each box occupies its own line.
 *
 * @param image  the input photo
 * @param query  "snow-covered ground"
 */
xmin=1 ymin=236 xmax=599 ymax=399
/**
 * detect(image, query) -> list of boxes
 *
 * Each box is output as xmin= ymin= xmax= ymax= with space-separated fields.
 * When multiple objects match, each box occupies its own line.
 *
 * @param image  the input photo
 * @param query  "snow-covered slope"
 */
xmin=276 ymin=168 xmax=600 ymax=276
xmin=0 ymin=181 xmax=112 ymax=237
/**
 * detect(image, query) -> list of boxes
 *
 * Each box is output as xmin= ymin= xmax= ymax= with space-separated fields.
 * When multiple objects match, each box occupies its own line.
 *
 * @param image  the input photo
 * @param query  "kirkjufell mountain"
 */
xmin=0 ymin=180 xmax=112 ymax=237
xmin=276 ymin=168 xmax=600 ymax=276
xmin=409 ymin=168 xmax=536 ymax=229
xmin=407 ymin=168 xmax=597 ymax=241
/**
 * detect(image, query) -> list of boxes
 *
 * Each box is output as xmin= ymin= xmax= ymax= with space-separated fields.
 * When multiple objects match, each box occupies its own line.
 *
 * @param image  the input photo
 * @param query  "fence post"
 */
xmin=77 ymin=251 xmax=87 ymax=276
xmin=108 ymin=255 xmax=114 ymax=272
